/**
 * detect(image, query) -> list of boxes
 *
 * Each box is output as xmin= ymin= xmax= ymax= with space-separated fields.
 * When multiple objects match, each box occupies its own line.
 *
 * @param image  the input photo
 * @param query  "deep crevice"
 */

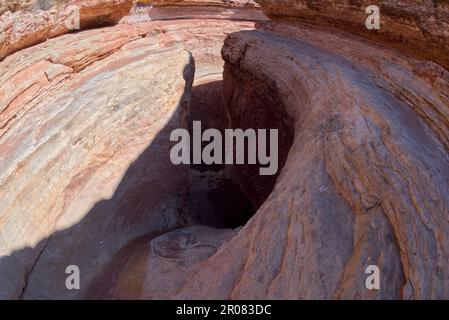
xmin=184 ymin=78 xmax=294 ymax=229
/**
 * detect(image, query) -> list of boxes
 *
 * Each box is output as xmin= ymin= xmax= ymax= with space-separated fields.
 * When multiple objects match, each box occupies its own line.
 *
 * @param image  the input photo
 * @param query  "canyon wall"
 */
xmin=106 ymin=1 xmax=449 ymax=299
xmin=0 ymin=22 xmax=195 ymax=298
xmin=1 ymin=0 xmax=448 ymax=300
xmin=149 ymin=0 xmax=258 ymax=7
xmin=255 ymin=0 xmax=449 ymax=70
xmin=0 ymin=0 xmax=264 ymax=299
xmin=0 ymin=0 xmax=134 ymax=61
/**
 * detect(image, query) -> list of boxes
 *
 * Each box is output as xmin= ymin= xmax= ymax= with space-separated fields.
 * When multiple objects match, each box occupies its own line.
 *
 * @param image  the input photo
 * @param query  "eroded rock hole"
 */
xmin=184 ymin=79 xmax=294 ymax=229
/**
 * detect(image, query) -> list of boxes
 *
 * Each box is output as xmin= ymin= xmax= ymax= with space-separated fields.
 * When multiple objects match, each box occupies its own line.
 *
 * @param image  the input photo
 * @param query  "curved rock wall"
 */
xmin=0 ymin=0 xmax=262 ymax=299
xmin=107 ymin=1 xmax=449 ymax=300
xmin=149 ymin=0 xmax=258 ymax=7
xmin=0 ymin=0 xmax=134 ymax=61
xmin=217 ymin=28 xmax=449 ymax=299
xmin=255 ymin=0 xmax=449 ymax=70
xmin=0 ymin=23 xmax=195 ymax=299
xmin=0 ymin=0 xmax=448 ymax=300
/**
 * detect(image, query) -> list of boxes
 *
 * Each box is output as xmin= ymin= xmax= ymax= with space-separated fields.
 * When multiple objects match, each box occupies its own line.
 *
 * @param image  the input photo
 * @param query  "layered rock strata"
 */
xmin=149 ymin=0 xmax=257 ymax=7
xmin=1 ymin=0 xmax=448 ymax=300
xmin=0 ymin=1 xmax=261 ymax=299
xmin=0 ymin=0 xmax=134 ymax=61
xmin=0 ymin=23 xmax=195 ymax=299
xmin=255 ymin=0 xmax=449 ymax=70
xmin=101 ymin=2 xmax=449 ymax=300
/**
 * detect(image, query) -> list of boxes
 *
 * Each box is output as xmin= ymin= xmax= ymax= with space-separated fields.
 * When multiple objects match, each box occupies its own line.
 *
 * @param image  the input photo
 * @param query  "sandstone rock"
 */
xmin=255 ymin=0 xmax=449 ymax=70
xmin=122 ymin=0 xmax=265 ymax=24
xmin=126 ymin=4 xmax=266 ymax=23
xmin=0 ymin=0 xmax=133 ymax=61
xmin=33 ymin=0 xmax=60 ymax=11
xmin=213 ymin=28 xmax=449 ymax=299
xmin=0 ymin=22 xmax=195 ymax=299
xmin=87 ymin=226 xmax=238 ymax=299
xmin=1 ymin=0 xmax=449 ymax=301
xmin=0 ymin=0 xmax=36 ymax=16
xmin=148 ymin=0 xmax=258 ymax=8
xmin=128 ymin=18 xmax=258 ymax=79
xmin=97 ymin=12 xmax=449 ymax=300
xmin=71 ymin=0 xmax=133 ymax=28
xmin=0 ymin=5 xmax=262 ymax=299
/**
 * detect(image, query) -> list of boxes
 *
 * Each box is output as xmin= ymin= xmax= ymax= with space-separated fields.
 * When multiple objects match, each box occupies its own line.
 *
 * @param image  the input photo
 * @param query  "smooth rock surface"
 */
xmin=102 ymin=13 xmax=449 ymax=300
xmin=0 ymin=23 xmax=194 ymax=299
xmin=0 ymin=2 xmax=261 ymax=299
xmin=1 ymin=0 xmax=448 ymax=301
xmin=87 ymin=226 xmax=238 ymax=299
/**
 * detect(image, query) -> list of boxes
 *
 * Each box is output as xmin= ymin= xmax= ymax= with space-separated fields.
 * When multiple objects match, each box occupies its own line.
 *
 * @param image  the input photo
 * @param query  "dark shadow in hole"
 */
xmin=185 ymin=79 xmax=294 ymax=229
xmin=0 ymin=63 xmax=193 ymax=300
xmin=222 ymin=64 xmax=295 ymax=210
xmin=183 ymin=80 xmax=254 ymax=229
xmin=0 ymin=74 xmax=293 ymax=300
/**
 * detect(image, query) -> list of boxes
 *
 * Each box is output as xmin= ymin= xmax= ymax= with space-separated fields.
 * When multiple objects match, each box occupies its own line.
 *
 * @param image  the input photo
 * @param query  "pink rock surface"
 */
xmin=0 ymin=0 xmax=133 ymax=61
xmin=0 ymin=4 xmax=260 ymax=299
xmin=0 ymin=0 xmax=448 ymax=300
xmin=0 ymin=0 xmax=35 ymax=16
xmin=98 ymin=5 xmax=449 ymax=300
xmin=149 ymin=0 xmax=258 ymax=7
xmin=255 ymin=0 xmax=449 ymax=70
xmin=0 ymin=22 xmax=194 ymax=299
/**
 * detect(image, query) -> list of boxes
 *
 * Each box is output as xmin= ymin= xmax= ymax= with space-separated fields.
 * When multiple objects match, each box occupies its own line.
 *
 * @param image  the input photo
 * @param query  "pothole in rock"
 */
xmin=186 ymin=167 xmax=254 ymax=229
xmin=184 ymin=79 xmax=294 ymax=229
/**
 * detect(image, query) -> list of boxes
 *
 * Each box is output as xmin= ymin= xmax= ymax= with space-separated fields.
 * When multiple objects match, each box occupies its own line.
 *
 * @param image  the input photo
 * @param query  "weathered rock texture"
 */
xmin=0 ymin=0 xmax=133 ymax=61
xmin=191 ymin=27 xmax=449 ymax=299
xmin=1 ymin=0 xmax=449 ymax=300
xmin=100 ymin=2 xmax=449 ymax=300
xmin=255 ymin=0 xmax=449 ymax=70
xmin=126 ymin=4 xmax=266 ymax=23
xmin=33 ymin=0 xmax=61 ymax=11
xmin=0 ymin=1 xmax=261 ymax=299
xmin=0 ymin=21 xmax=197 ymax=298
xmin=0 ymin=0 xmax=36 ymax=16
xmin=149 ymin=0 xmax=258 ymax=8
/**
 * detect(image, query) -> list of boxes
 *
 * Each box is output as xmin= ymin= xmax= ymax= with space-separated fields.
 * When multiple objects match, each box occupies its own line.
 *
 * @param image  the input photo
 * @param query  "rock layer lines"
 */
xmin=0 ymin=0 xmax=448 ymax=300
